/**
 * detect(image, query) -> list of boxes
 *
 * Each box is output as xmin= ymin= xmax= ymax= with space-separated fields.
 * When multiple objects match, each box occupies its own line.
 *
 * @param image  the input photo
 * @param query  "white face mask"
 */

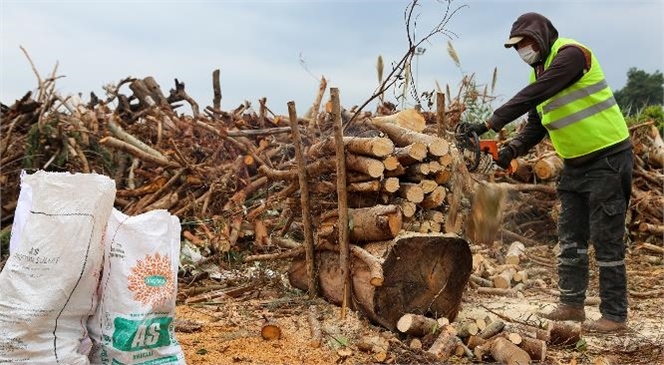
xmin=517 ymin=45 xmax=540 ymax=65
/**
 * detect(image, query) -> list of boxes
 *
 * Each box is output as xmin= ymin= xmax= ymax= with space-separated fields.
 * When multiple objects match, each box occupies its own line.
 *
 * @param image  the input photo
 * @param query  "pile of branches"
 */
xmin=2 ymin=68 xmax=663 ymax=261
xmin=0 ymin=70 xmax=472 ymax=255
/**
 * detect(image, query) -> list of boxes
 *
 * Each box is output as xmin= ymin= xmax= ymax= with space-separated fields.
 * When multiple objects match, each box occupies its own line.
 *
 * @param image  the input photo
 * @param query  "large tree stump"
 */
xmin=288 ymin=233 xmax=472 ymax=331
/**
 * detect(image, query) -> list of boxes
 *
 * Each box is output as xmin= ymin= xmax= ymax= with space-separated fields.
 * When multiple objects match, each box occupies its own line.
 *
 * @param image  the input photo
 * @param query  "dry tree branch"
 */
xmin=343 ymin=0 xmax=466 ymax=131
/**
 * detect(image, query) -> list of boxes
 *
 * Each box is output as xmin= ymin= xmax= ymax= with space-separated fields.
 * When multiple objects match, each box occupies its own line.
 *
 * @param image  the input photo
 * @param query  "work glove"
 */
xmin=467 ymin=122 xmax=489 ymax=137
xmin=496 ymin=145 xmax=517 ymax=169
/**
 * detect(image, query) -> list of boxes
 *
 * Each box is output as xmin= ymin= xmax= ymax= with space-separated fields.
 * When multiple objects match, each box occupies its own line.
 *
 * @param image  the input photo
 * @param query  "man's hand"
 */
xmin=467 ymin=122 xmax=489 ymax=137
xmin=496 ymin=145 xmax=516 ymax=169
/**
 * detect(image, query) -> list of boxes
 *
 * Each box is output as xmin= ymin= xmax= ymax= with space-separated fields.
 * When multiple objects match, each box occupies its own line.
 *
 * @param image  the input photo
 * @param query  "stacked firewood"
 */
xmin=260 ymin=111 xmax=462 ymax=245
xmin=391 ymin=311 xmax=581 ymax=364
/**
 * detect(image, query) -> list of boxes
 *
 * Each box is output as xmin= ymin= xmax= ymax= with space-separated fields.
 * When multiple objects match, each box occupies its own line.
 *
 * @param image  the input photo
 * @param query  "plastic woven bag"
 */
xmin=0 ymin=170 xmax=116 ymax=365
xmin=88 ymin=208 xmax=185 ymax=365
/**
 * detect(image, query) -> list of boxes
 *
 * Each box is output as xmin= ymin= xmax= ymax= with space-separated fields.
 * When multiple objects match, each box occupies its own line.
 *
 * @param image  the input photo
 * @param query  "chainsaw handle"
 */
xmin=478 ymin=140 xmax=499 ymax=160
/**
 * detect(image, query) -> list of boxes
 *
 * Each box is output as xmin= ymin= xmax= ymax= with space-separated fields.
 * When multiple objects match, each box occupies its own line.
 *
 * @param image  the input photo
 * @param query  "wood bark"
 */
xmin=426 ymin=325 xmax=458 ymax=361
xmin=331 ymin=87 xmax=352 ymax=319
xmin=288 ymin=101 xmax=317 ymax=298
xmin=547 ymin=321 xmax=580 ymax=347
xmin=479 ymin=319 xmax=505 ymax=339
xmin=517 ymin=336 xmax=547 ymax=362
xmin=308 ymin=136 xmax=394 ymax=159
xmin=490 ymin=337 xmax=532 ymax=365
xmin=349 ymin=204 xmax=402 ymax=242
xmin=307 ymin=305 xmax=322 ymax=348
xmin=371 ymin=122 xmax=449 ymax=156
xmin=288 ymin=233 xmax=472 ymax=331
xmin=345 ymin=153 xmax=385 ymax=178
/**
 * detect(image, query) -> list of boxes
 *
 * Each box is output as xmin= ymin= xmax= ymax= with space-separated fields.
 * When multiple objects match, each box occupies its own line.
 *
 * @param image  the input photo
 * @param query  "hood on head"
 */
xmin=504 ymin=12 xmax=559 ymax=61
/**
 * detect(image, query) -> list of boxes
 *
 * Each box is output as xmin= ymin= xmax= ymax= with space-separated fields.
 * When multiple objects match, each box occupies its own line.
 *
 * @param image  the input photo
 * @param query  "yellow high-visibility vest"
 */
xmin=530 ymin=38 xmax=629 ymax=159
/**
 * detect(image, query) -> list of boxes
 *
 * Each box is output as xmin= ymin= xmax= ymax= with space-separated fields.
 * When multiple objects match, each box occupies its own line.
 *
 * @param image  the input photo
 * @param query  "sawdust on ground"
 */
xmin=174 ymin=247 xmax=664 ymax=365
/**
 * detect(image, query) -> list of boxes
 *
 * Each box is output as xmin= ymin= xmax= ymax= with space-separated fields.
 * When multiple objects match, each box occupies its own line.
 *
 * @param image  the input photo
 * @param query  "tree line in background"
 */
xmin=614 ymin=68 xmax=663 ymax=131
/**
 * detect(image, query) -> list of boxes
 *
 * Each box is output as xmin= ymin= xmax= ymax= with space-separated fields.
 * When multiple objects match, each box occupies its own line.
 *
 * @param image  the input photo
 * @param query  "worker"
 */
xmin=467 ymin=12 xmax=633 ymax=333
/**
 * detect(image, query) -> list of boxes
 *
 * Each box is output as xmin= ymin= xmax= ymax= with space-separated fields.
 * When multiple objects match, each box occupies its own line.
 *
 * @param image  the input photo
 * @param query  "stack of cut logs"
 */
xmin=260 ymin=108 xmax=461 ymax=246
xmin=391 ymin=312 xmax=581 ymax=364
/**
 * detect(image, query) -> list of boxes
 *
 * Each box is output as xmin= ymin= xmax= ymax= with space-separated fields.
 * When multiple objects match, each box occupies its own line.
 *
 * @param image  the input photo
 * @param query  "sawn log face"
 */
xmin=287 ymin=233 xmax=472 ymax=331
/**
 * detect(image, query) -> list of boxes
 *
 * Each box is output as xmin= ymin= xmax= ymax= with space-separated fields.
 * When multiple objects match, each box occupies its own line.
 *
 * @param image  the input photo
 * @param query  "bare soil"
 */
xmin=174 ymin=244 xmax=664 ymax=365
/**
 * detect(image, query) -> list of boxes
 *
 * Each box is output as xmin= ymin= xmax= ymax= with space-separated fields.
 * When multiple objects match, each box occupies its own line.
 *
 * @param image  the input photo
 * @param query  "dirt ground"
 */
xmin=174 ymin=243 xmax=664 ymax=365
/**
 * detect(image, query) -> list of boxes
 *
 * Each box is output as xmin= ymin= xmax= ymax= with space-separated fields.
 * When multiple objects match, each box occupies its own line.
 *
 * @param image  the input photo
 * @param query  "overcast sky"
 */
xmin=1 ymin=0 xmax=662 ymax=117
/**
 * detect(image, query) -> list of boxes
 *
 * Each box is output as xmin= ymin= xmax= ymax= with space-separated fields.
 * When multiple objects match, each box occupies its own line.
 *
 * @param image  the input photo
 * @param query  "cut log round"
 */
xmin=518 ymin=336 xmax=547 ymax=362
xmin=382 ymin=155 xmax=401 ymax=171
xmin=344 ymin=136 xmax=395 ymax=158
xmin=397 ymin=313 xmax=439 ymax=337
xmin=346 ymin=153 xmax=385 ymax=178
xmin=393 ymin=198 xmax=416 ymax=218
xmin=419 ymin=179 xmax=438 ymax=194
xmin=534 ymin=155 xmax=563 ymax=181
xmin=288 ymin=233 xmax=472 ymax=331
xmin=371 ymin=108 xmax=426 ymax=132
xmin=372 ymin=122 xmax=450 ymax=156
xmin=398 ymin=183 xmax=424 ymax=203
xmin=261 ymin=321 xmax=282 ymax=340
xmin=308 ymin=136 xmax=395 ymax=159
xmin=381 ymin=177 xmax=400 ymax=193
xmin=547 ymin=321 xmax=580 ymax=347
xmin=426 ymin=325 xmax=459 ymax=361
xmin=490 ymin=337 xmax=532 ymax=365
xmin=420 ymin=185 xmax=447 ymax=209
xmin=479 ymin=319 xmax=505 ymax=339
xmin=505 ymin=241 xmax=525 ymax=265
xmin=466 ymin=335 xmax=487 ymax=350
xmin=349 ymin=204 xmax=402 ymax=242
xmin=394 ymin=142 xmax=428 ymax=166
xmin=492 ymin=267 xmax=516 ymax=289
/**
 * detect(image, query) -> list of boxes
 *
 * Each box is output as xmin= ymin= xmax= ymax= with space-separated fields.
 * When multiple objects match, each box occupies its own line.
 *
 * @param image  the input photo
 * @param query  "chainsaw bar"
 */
xmin=454 ymin=123 xmax=496 ymax=173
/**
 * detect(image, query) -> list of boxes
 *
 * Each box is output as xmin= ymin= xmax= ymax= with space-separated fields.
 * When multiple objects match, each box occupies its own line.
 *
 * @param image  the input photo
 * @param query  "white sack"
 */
xmin=88 ymin=208 xmax=185 ymax=365
xmin=0 ymin=170 xmax=116 ymax=365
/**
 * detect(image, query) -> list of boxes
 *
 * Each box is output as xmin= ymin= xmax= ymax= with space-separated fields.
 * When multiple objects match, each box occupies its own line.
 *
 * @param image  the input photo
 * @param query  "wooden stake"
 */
xmin=212 ymin=69 xmax=221 ymax=110
xmin=288 ymin=101 xmax=317 ymax=299
xmin=331 ymin=88 xmax=351 ymax=318
xmin=308 ymin=76 xmax=327 ymax=131
xmin=436 ymin=92 xmax=445 ymax=137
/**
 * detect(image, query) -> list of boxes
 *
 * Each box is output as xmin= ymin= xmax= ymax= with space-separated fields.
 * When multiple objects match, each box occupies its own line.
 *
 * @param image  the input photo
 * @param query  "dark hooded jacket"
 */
xmin=487 ymin=13 xmax=631 ymax=166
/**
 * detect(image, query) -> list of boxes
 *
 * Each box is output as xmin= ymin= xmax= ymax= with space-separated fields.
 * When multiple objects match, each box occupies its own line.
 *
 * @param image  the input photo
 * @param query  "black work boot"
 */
xmin=582 ymin=317 xmax=627 ymax=333
xmin=537 ymin=304 xmax=586 ymax=322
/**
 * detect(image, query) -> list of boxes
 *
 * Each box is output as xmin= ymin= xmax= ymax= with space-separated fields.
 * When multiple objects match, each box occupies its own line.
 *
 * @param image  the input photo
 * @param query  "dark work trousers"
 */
xmin=556 ymin=148 xmax=633 ymax=323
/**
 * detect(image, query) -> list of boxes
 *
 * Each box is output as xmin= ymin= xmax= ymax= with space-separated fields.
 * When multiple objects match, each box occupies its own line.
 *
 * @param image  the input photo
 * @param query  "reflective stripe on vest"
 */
xmin=531 ymin=38 xmax=629 ymax=159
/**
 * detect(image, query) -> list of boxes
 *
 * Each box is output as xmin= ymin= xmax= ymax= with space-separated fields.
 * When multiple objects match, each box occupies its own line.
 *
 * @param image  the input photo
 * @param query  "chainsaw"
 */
xmin=454 ymin=122 xmax=500 ymax=173
xmin=454 ymin=122 xmax=513 ymax=173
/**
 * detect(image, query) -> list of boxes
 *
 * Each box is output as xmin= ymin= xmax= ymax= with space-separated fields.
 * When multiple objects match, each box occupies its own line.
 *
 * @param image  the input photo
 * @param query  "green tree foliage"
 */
xmin=614 ymin=68 xmax=663 ymax=116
